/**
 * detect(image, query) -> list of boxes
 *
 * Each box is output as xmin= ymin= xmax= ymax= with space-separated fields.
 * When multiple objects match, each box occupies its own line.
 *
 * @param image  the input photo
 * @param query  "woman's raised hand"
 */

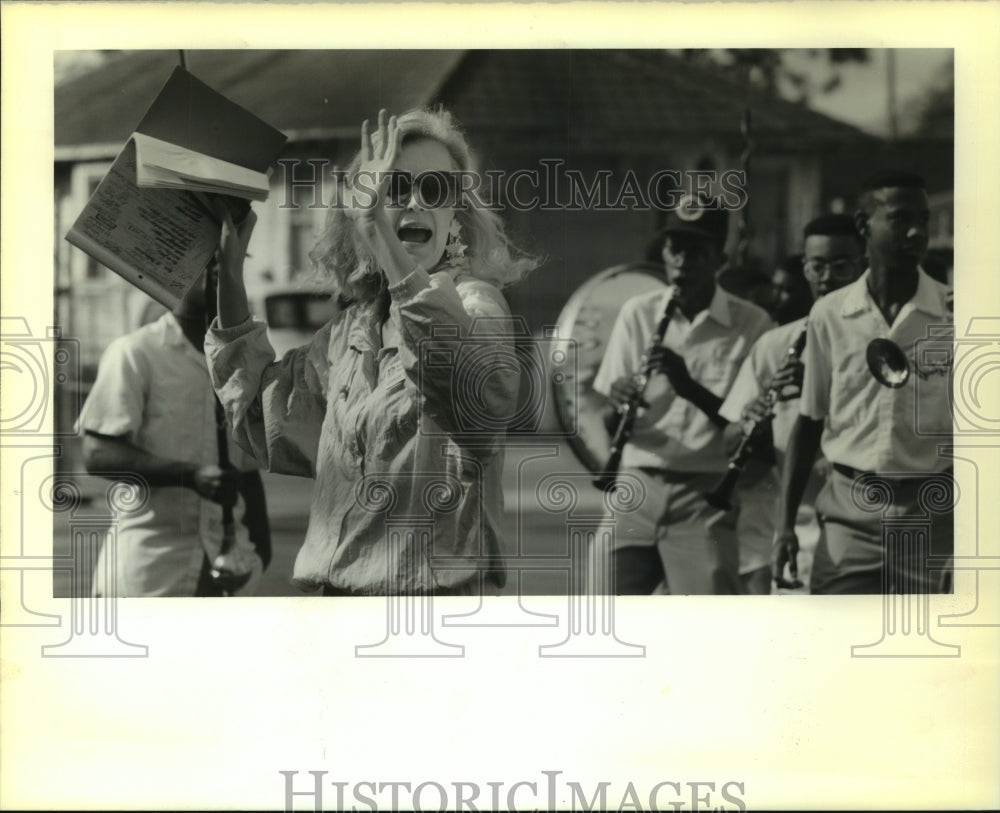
xmin=209 ymin=197 xmax=257 ymax=328
xmin=341 ymin=109 xmax=421 ymax=285
xmin=211 ymin=197 xmax=257 ymax=283
xmin=345 ymin=110 xmax=403 ymax=241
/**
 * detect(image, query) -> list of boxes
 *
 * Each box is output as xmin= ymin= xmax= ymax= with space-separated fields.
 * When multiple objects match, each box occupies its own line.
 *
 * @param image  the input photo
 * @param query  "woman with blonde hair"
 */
xmin=206 ymin=108 xmax=537 ymax=596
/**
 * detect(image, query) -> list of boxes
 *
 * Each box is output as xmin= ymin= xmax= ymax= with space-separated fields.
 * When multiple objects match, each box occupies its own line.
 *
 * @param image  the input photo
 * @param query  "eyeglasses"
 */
xmin=387 ymin=170 xmax=458 ymax=209
xmin=803 ymin=257 xmax=858 ymax=281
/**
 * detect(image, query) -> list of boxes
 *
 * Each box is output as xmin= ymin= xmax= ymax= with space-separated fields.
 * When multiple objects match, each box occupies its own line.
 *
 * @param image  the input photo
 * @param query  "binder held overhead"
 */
xmin=65 ymin=65 xmax=287 ymax=309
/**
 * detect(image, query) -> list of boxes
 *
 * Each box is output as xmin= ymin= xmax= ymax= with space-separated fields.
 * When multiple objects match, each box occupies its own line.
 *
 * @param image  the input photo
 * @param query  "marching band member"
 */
xmin=79 ymin=270 xmax=271 ymax=597
xmin=718 ymin=214 xmax=865 ymax=593
xmin=768 ymin=254 xmax=813 ymax=326
xmin=590 ymin=197 xmax=774 ymax=595
xmin=774 ymin=172 xmax=954 ymax=594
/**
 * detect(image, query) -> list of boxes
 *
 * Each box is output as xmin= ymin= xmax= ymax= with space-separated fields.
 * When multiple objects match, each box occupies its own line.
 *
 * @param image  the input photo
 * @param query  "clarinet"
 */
xmin=703 ymin=321 xmax=808 ymax=511
xmin=594 ymin=286 xmax=681 ymax=492
xmin=204 ymin=259 xmax=249 ymax=596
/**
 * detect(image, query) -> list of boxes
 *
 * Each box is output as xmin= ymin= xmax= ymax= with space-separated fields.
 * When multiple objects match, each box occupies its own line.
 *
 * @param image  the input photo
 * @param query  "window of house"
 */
xmin=288 ymin=182 xmax=322 ymax=279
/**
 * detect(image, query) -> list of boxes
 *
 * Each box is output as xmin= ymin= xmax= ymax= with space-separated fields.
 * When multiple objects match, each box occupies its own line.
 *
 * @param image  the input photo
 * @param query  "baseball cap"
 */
xmin=660 ymin=193 xmax=729 ymax=245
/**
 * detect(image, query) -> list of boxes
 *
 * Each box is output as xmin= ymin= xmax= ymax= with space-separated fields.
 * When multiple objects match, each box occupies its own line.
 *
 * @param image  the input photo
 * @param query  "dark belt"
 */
xmin=637 ymin=467 xmax=702 ymax=484
xmin=832 ymin=463 xmax=953 ymax=482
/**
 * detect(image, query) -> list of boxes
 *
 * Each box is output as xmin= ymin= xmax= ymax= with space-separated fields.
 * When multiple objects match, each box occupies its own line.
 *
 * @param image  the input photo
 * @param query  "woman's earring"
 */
xmin=444 ymin=219 xmax=468 ymax=268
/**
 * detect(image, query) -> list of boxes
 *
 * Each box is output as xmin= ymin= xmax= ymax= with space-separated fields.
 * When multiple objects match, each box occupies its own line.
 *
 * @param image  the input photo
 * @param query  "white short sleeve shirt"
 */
xmin=593 ymin=286 xmax=774 ymax=472
xmin=799 ymin=269 xmax=953 ymax=474
xmin=77 ymin=314 xmax=258 ymax=596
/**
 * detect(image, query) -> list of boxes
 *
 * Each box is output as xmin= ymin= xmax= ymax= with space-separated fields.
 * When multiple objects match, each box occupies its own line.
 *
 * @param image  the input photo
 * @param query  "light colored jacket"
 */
xmin=206 ymin=267 xmax=518 ymax=594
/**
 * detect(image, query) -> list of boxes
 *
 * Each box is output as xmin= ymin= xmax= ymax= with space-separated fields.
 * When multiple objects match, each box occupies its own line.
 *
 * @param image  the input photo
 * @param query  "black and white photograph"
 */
xmin=51 ymin=46 xmax=956 ymax=599
xmin=2 ymin=2 xmax=998 ymax=811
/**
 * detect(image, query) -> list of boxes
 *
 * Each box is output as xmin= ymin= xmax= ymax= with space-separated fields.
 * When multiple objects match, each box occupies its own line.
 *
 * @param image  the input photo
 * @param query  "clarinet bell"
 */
xmin=866 ymin=338 xmax=910 ymax=388
xmin=210 ymin=545 xmax=256 ymax=595
xmin=592 ymin=471 xmax=618 ymax=492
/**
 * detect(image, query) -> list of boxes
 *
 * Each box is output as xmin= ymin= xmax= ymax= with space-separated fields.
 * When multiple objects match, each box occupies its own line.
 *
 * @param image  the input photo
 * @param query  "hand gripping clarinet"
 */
xmin=593 ymin=286 xmax=681 ymax=492
xmin=703 ymin=321 xmax=808 ymax=511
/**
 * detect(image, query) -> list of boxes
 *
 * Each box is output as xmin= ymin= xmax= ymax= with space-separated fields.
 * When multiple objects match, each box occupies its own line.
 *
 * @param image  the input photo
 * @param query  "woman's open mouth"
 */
xmin=397 ymin=225 xmax=433 ymax=246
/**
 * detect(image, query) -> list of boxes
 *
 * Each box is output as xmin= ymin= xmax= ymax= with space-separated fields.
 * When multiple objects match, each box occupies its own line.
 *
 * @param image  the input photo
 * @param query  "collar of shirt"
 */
xmin=160 ymin=313 xmax=210 ymax=366
xmin=673 ymin=284 xmax=732 ymax=332
xmin=346 ymin=296 xmax=386 ymax=355
xmin=840 ymin=267 xmax=948 ymax=321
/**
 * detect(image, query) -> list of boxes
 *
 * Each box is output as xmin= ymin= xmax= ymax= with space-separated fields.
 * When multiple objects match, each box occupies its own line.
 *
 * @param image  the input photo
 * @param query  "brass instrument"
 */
xmin=593 ymin=286 xmax=681 ymax=492
xmin=866 ymin=338 xmax=911 ymax=387
xmin=704 ymin=320 xmax=809 ymax=511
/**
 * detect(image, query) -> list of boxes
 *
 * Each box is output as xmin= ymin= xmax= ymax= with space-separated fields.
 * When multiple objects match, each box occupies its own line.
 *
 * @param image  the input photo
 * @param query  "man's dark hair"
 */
xmin=803 ymin=213 xmax=863 ymax=243
xmin=769 ymin=253 xmax=812 ymax=324
xmin=857 ymin=171 xmax=927 ymax=213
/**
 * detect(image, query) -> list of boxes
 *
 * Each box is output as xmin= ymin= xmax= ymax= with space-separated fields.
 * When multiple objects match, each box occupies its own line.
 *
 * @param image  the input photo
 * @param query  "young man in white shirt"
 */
xmin=774 ymin=172 xmax=954 ymax=594
xmin=79 ymin=271 xmax=271 ymax=597
xmin=590 ymin=195 xmax=774 ymax=595
xmin=718 ymin=214 xmax=865 ymax=593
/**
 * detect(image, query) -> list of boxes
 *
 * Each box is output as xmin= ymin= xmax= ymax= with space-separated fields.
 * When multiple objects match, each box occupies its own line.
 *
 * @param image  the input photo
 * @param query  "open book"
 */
xmin=134 ymin=132 xmax=271 ymax=201
xmin=65 ymin=65 xmax=287 ymax=308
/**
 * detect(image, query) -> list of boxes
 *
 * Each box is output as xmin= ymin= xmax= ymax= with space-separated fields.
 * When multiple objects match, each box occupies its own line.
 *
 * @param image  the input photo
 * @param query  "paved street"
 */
xmin=51 ymin=438 xmax=815 ymax=597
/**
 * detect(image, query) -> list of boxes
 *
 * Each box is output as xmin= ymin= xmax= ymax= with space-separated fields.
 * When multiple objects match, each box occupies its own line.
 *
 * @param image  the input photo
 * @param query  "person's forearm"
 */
xmin=83 ymin=434 xmax=198 ymax=489
xmin=217 ymin=269 xmax=251 ymax=328
xmin=777 ymin=415 xmax=823 ymax=531
xmin=679 ymin=381 xmax=727 ymax=429
xmin=211 ymin=202 xmax=257 ymax=328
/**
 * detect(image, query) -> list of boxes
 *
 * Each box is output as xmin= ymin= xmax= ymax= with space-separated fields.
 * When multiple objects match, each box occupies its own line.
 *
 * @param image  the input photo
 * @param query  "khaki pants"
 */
xmin=810 ymin=469 xmax=953 ymax=594
xmin=589 ymin=469 xmax=742 ymax=596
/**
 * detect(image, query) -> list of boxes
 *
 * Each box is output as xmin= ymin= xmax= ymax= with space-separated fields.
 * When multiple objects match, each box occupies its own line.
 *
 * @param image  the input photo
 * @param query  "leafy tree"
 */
xmin=904 ymin=54 xmax=953 ymax=138
xmin=677 ymin=48 xmax=870 ymax=103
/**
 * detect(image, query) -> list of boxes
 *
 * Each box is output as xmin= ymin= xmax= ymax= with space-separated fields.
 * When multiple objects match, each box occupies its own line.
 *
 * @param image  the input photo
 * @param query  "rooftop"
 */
xmin=55 ymin=49 xmax=879 ymax=160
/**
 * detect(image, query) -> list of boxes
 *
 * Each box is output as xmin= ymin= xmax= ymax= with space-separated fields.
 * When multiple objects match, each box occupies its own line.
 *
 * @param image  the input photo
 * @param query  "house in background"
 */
xmin=55 ymin=49 xmax=920 ymax=378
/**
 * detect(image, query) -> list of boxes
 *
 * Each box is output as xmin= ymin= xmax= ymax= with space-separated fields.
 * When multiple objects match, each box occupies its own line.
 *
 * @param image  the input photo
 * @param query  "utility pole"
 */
xmin=887 ymin=50 xmax=899 ymax=141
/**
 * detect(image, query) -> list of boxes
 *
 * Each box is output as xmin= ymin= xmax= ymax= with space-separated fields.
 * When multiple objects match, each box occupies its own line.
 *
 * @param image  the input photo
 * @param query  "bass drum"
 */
xmin=550 ymin=261 xmax=669 ymax=473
